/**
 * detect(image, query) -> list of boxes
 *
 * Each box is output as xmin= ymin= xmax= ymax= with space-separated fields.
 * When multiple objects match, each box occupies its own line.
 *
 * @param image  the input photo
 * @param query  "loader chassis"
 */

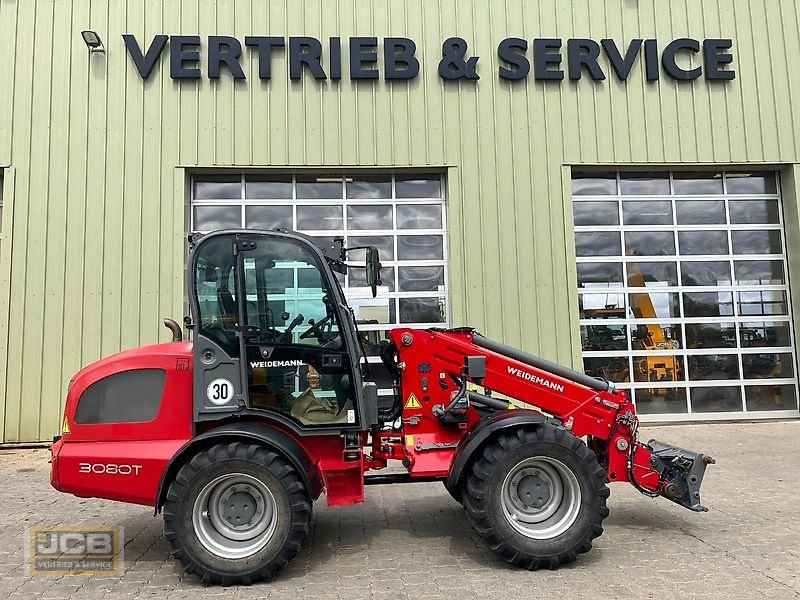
xmin=50 ymin=229 xmax=713 ymax=585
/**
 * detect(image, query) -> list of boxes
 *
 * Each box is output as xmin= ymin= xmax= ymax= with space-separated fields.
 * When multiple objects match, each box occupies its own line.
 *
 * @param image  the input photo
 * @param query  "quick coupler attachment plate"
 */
xmin=647 ymin=439 xmax=716 ymax=512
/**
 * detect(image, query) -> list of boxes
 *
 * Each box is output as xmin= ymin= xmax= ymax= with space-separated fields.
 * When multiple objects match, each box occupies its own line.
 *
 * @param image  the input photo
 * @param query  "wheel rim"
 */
xmin=500 ymin=457 xmax=582 ymax=540
xmin=192 ymin=473 xmax=278 ymax=559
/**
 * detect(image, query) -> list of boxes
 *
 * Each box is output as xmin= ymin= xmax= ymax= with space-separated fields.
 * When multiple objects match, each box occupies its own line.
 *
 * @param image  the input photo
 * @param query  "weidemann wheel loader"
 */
xmin=50 ymin=229 xmax=714 ymax=585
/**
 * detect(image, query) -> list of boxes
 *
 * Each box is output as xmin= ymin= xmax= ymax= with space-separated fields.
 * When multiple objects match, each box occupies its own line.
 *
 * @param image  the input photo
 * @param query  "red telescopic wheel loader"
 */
xmin=50 ymin=230 xmax=714 ymax=585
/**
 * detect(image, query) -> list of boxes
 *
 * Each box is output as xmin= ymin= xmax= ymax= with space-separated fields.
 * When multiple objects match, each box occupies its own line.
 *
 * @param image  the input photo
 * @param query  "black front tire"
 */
xmin=163 ymin=442 xmax=311 ymax=585
xmin=462 ymin=424 xmax=609 ymax=569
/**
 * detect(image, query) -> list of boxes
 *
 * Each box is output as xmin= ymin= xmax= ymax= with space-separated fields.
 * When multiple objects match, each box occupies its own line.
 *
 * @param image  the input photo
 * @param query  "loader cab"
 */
xmin=188 ymin=230 xmax=380 ymax=432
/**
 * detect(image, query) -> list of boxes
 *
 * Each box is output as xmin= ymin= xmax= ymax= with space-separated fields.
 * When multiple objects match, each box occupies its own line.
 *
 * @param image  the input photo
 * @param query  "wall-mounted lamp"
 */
xmin=81 ymin=30 xmax=105 ymax=53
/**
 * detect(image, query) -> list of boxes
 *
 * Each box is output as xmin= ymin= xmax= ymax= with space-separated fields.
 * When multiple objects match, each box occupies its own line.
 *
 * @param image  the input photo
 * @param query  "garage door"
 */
xmin=190 ymin=172 xmax=449 ymax=397
xmin=572 ymin=171 xmax=798 ymax=420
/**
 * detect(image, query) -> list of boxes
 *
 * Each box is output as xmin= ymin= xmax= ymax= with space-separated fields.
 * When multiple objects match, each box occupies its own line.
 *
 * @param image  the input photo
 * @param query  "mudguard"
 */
xmin=445 ymin=409 xmax=551 ymax=500
xmin=154 ymin=422 xmax=324 ymax=513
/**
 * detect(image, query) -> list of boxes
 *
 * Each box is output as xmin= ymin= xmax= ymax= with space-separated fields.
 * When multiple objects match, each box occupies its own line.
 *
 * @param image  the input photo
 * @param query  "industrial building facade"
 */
xmin=2 ymin=0 xmax=800 ymax=442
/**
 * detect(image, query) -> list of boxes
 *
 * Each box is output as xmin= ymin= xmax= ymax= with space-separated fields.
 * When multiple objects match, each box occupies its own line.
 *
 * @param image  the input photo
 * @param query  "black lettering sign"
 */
xmin=123 ymin=34 xmax=168 ymax=78
xmin=244 ymin=36 xmax=285 ymax=79
xmin=289 ymin=37 xmax=326 ymax=80
xmin=662 ymin=38 xmax=702 ymax=81
xmin=533 ymin=38 xmax=563 ymax=80
xmin=567 ymin=39 xmax=605 ymax=81
xmin=350 ymin=37 xmax=379 ymax=79
xmin=208 ymin=36 xmax=245 ymax=79
xmin=601 ymin=39 xmax=642 ymax=81
xmin=703 ymin=38 xmax=735 ymax=80
xmin=385 ymin=38 xmax=419 ymax=80
xmin=170 ymin=36 xmax=202 ymax=79
xmin=498 ymin=38 xmax=530 ymax=80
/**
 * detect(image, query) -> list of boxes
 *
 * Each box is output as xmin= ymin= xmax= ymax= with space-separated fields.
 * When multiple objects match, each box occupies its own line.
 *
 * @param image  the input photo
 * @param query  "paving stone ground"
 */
xmin=0 ymin=421 xmax=798 ymax=599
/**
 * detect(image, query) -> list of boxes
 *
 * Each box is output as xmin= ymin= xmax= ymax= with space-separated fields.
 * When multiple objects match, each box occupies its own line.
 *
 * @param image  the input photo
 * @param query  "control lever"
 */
xmin=286 ymin=314 xmax=304 ymax=334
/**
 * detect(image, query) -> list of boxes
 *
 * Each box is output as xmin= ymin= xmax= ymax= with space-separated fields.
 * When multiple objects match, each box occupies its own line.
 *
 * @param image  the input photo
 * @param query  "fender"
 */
xmin=446 ymin=409 xmax=551 ymax=498
xmin=154 ymin=422 xmax=324 ymax=513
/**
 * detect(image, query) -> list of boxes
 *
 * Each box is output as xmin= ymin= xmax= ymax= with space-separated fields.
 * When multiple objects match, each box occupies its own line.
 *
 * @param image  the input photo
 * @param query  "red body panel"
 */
xmin=52 ymin=329 xmax=668 ymax=510
xmin=53 ymin=342 xmax=194 ymax=505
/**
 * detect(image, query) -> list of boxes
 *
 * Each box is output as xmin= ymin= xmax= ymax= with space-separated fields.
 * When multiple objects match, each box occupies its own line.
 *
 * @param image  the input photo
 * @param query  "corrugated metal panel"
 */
xmin=1 ymin=0 xmax=799 ymax=440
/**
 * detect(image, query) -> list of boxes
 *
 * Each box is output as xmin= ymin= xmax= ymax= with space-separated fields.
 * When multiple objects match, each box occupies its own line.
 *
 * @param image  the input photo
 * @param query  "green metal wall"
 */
xmin=1 ymin=0 xmax=799 ymax=441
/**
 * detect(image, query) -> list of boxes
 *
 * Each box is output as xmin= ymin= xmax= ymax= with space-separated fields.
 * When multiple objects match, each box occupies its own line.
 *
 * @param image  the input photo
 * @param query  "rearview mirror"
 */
xmin=365 ymin=247 xmax=382 ymax=298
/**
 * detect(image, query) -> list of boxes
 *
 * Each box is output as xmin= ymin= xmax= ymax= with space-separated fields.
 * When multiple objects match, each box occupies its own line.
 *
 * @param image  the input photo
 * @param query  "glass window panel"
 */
xmin=395 ymin=175 xmax=442 ymax=198
xmin=399 ymin=297 xmax=445 ymax=323
xmin=726 ymin=173 xmax=778 ymax=195
xmin=357 ymin=330 xmax=392 ymax=356
xmin=626 ymin=262 xmax=678 ymax=287
xmin=740 ymin=322 xmax=792 ymax=348
xmin=635 ymin=387 xmax=688 ymax=414
xmin=572 ymin=173 xmax=617 ymax=195
xmin=745 ymin=384 xmax=797 ymax=411
xmin=731 ymin=230 xmax=783 ymax=255
xmin=619 ymin=172 xmax=670 ymax=195
xmin=396 ymin=204 xmax=443 ymax=229
xmin=368 ymin=362 xmax=397 ymax=390
xmin=296 ymin=205 xmax=343 ymax=230
xmin=296 ymin=267 xmax=323 ymax=289
xmin=577 ymin=262 xmax=623 ymax=288
xmin=633 ymin=355 xmax=684 ymax=382
xmin=573 ymin=201 xmax=620 ymax=226
xmin=678 ymin=231 xmax=728 ymax=255
xmin=742 ymin=352 xmax=794 ymax=380
xmin=345 ymin=176 xmax=392 ymax=199
xmin=575 ymin=232 xmax=621 ymax=257
xmin=193 ymin=175 xmax=241 ymax=200
xmin=622 ymin=201 xmax=672 ymax=225
xmin=690 ymin=386 xmax=743 ymax=412
xmin=349 ymin=267 xmax=395 ymax=292
xmin=685 ymin=322 xmax=737 ymax=349
xmin=245 ymin=175 xmax=293 ymax=199
xmin=397 ymin=266 xmax=445 ymax=292
xmin=630 ymin=323 xmax=682 ymax=352
xmin=738 ymin=290 xmax=789 ymax=316
xmin=245 ymin=205 xmax=293 ymax=230
xmin=193 ymin=205 xmax=241 ymax=230
xmin=580 ymin=324 xmax=629 ymax=352
xmin=582 ymin=356 xmax=630 ymax=382
xmin=572 ymin=173 xmax=617 ymax=196
xmin=675 ymin=200 xmax=726 ymax=224
xmin=729 ymin=200 xmax=780 ymax=224
xmin=733 ymin=260 xmax=785 ymax=285
xmin=350 ymin=297 xmax=396 ymax=325
xmin=347 ymin=205 xmax=393 ymax=230
xmin=397 ymin=235 xmax=444 ymax=260
xmin=295 ymin=176 xmax=343 ymax=199
xmin=579 ymin=293 xmax=626 ymax=318
xmin=672 ymin=172 xmax=723 ymax=195
xmin=680 ymin=261 xmax=731 ymax=286
xmin=688 ymin=354 xmax=740 ymax=381
xmin=625 ymin=231 xmax=675 ymax=256
xmin=265 ymin=268 xmax=294 ymax=294
xmin=683 ymin=291 xmax=734 ymax=317
xmin=628 ymin=292 xmax=680 ymax=319
xmin=346 ymin=235 xmax=395 ymax=261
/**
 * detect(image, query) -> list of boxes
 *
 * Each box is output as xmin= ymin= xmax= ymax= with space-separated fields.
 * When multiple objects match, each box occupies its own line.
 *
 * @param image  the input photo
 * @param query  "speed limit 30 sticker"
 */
xmin=206 ymin=378 xmax=234 ymax=405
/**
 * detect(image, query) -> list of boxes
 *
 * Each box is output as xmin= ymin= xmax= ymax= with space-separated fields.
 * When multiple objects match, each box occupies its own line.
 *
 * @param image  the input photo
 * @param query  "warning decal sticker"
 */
xmin=404 ymin=393 xmax=422 ymax=409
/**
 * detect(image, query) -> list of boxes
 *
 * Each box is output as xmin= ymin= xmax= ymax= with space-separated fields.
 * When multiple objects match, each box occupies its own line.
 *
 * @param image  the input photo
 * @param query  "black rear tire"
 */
xmin=163 ymin=442 xmax=311 ymax=585
xmin=462 ymin=424 xmax=609 ymax=569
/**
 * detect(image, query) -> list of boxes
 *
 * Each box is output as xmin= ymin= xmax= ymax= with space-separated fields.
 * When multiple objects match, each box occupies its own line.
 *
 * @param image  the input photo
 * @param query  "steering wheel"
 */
xmin=299 ymin=315 xmax=334 ymax=343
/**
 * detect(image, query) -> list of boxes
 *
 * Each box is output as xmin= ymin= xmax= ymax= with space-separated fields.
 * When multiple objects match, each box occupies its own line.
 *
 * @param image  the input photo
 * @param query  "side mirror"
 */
xmin=365 ymin=247 xmax=382 ymax=298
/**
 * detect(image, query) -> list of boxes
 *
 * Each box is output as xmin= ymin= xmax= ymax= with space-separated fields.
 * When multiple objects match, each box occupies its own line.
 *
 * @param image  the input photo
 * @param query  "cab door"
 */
xmin=239 ymin=235 xmax=360 ymax=428
xmin=189 ymin=231 xmax=363 ymax=431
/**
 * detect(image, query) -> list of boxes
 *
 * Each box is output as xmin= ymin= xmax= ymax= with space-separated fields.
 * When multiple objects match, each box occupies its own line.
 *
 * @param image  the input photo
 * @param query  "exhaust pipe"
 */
xmin=163 ymin=318 xmax=183 ymax=342
xmin=472 ymin=334 xmax=615 ymax=394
